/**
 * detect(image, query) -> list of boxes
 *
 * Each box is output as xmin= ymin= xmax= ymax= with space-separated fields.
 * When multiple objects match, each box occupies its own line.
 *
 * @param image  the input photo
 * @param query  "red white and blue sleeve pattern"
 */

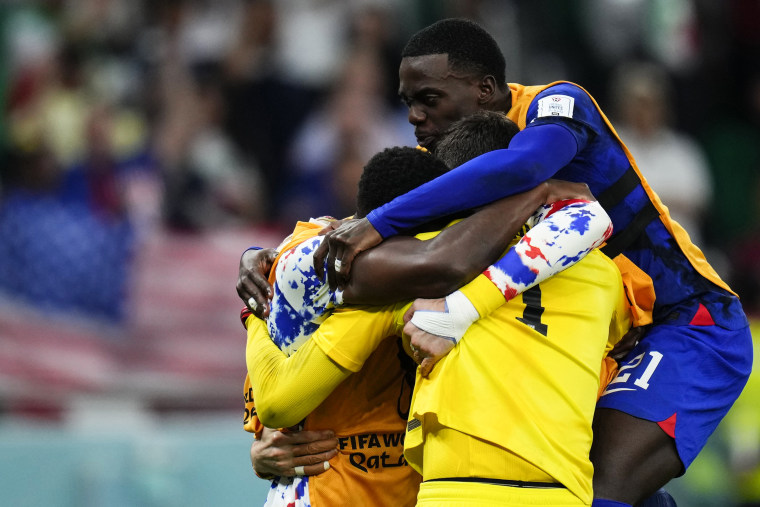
xmin=485 ymin=199 xmax=612 ymax=301
xmin=267 ymin=235 xmax=339 ymax=357
xmin=409 ymin=199 xmax=612 ymax=344
xmin=252 ymin=234 xmax=338 ymax=507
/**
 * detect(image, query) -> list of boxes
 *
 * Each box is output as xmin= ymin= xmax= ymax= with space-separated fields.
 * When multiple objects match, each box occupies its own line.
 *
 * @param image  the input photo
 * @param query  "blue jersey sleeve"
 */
xmin=366 ymin=83 xmax=605 ymax=239
xmin=366 ymin=122 xmax=580 ymax=238
xmin=524 ymin=83 xmax=604 ymax=144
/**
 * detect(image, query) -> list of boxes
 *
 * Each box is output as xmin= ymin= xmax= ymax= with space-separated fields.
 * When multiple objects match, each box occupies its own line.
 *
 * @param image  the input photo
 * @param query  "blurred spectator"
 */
xmin=0 ymin=141 xmax=135 ymax=324
xmin=60 ymin=0 xmax=144 ymax=51
xmin=221 ymin=0 xmax=321 ymax=224
xmin=699 ymin=72 xmax=760 ymax=316
xmin=9 ymin=41 xmax=89 ymax=170
xmin=610 ymin=61 xmax=713 ymax=248
xmin=1 ymin=6 xmax=149 ymax=324
xmin=62 ymin=104 xmax=129 ymax=219
xmin=279 ymin=46 xmax=414 ymax=223
xmin=0 ymin=5 xmax=14 ymax=188
xmin=140 ymin=0 xmax=265 ymax=231
xmin=274 ymin=0 xmax=351 ymax=89
xmin=161 ymin=72 xmax=266 ymax=231
xmin=222 ymin=0 xmax=412 ymax=226
xmin=347 ymin=2 xmax=408 ymax=108
xmin=576 ymin=0 xmax=706 ymax=121
xmin=581 ymin=0 xmax=701 ymax=75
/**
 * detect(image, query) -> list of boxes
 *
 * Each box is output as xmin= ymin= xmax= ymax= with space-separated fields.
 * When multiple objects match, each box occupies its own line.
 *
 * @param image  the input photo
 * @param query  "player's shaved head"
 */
xmin=402 ymin=18 xmax=507 ymax=90
xmin=356 ymin=147 xmax=448 ymax=218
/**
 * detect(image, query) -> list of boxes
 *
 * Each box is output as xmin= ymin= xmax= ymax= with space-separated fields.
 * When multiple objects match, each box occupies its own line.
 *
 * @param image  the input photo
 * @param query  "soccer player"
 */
xmin=308 ymin=18 xmax=752 ymax=507
xmin=243 ymin=158 xmax=597 ymax=495
xmin=245 ymin=118 xmax=613 ymax=505
xmin=243 ymin=147 xmax=448 ymax=507
xmin=246 ymin=149 xmax=622 ymax=506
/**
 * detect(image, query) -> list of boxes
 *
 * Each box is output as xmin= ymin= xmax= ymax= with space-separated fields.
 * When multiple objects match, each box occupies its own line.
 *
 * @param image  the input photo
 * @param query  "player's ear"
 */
xmin=478 ymin=75 xmax=497 ymax=105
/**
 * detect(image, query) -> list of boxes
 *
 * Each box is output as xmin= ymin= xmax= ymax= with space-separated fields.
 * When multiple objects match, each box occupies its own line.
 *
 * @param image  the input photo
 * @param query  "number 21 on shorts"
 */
xmin=601 ymin=351 xmax=663 ymax=395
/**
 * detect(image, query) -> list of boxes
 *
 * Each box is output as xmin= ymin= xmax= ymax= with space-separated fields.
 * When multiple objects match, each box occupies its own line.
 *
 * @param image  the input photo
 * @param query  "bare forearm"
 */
xmin=343 ymin=183 xmax=548 ymax=304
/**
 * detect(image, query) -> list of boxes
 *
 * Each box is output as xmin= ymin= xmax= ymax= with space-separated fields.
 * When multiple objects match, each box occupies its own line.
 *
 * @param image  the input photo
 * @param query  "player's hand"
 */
xmin=316 ymin=218 xmax=349 ymax=236
xmin=236 ymin=248 xmax=277 ymax=318
xmin=544 ymin=179 xmax=595 ymax=203
xmin=403 ymin=298 xmax=455 ymax=378
xmin=251 ymin=427 xmax=338 ymax=478
xmin=313 ymin=218 xmax=382 ymax=291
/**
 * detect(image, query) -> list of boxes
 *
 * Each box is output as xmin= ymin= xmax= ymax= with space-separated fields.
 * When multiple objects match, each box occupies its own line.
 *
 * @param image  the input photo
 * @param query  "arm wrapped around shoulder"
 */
xmin=485 ymin=199 xmax=612 ymax=301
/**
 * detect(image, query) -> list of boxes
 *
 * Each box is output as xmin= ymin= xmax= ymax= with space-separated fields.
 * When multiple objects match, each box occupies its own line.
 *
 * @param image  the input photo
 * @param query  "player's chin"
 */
xmin=418 ymin=136 xmax=440 ymax=153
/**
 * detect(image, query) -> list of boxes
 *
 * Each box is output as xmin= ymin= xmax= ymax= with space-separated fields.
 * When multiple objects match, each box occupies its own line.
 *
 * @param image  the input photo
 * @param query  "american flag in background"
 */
xmin=0 ymin=191 xmax=134 ymax=322
xmin=0 ymin=216 xmax=283 ymax=415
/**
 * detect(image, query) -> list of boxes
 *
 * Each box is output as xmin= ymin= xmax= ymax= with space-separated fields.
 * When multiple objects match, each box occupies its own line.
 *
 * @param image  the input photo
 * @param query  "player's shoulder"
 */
xmin=538 ymin=82 xmax=589 ymax=97
xmin=532 ymin=82 xmax=596 ymax=115
xmin=526 ymin=82 xmax=604 ymax=134
xmin=587 ymin=248 xmax=620 ymax=269
xmin=581 ymin=249 xmax=624 ymax=288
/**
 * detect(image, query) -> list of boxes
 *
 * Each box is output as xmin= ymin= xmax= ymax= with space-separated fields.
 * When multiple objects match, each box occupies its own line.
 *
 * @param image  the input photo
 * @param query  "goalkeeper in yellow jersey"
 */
xmin=243 ymin=114 xmax=619 ymax=506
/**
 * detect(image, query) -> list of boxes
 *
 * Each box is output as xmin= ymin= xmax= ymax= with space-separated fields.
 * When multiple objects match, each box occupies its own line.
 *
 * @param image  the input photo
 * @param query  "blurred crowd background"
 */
xmin=0 ymin=0 xmax=758 ymax=506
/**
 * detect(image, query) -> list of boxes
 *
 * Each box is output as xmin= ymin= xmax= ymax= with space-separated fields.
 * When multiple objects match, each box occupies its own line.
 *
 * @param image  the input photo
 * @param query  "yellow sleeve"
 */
xmin=246 ymin=316 xmax=351 ymax=429
xmin=458 ymin=274 xmax=506 ymax=318
xmin=312 ymin=302 xmax=410 ymax=371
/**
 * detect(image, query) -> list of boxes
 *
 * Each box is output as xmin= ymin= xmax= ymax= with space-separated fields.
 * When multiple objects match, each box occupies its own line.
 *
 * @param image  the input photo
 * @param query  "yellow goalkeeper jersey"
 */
xmin=406 ymin=250 xmax=629 ymax=504
xmin=246 ymin=225 xmax=628 ymax=505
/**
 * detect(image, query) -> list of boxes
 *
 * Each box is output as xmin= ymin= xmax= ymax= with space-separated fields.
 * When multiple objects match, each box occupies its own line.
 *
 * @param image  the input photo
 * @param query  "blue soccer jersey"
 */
xmin=365 ymin=81 xmax=753 ymax=468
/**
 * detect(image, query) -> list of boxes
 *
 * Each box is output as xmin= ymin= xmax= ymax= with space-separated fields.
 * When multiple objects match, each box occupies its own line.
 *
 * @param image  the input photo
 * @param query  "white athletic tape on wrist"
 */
xmin=409 ymin=291 xmax=480 ymax=344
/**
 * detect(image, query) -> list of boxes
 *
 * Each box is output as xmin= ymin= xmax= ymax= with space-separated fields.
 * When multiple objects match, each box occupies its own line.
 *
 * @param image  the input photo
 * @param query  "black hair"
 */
xmin=356 ymin=147 xmax=449 ymax=218
xmin=402 ymin=18 xmax=506 ymax=88
xmin=435 ymin=110 xmax=519 ymax=168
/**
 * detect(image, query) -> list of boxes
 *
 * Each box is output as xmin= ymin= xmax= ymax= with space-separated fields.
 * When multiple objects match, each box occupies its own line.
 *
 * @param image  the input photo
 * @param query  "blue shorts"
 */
xmin=596 ymin=304 xmax=753 ymax=469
